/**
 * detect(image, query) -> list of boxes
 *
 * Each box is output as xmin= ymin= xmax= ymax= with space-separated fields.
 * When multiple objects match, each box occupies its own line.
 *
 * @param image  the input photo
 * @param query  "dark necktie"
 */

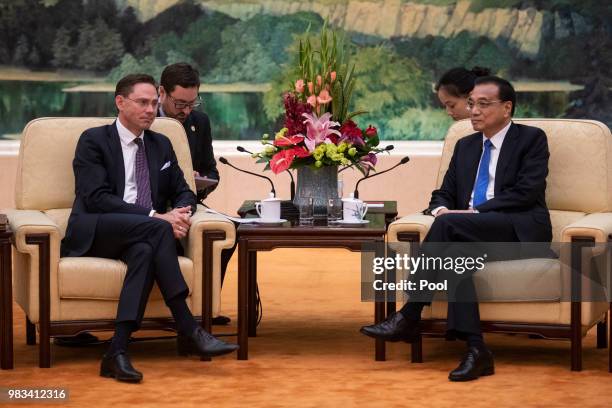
xmin=473 ymin=139 xmax=493 ymax=207
xmin=133 ymin=138 xmax=152 ymax=209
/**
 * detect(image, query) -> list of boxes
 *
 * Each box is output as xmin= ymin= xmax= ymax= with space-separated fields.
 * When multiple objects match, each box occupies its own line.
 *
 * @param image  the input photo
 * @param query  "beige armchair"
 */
xmin=2 ymin=117 xmax=235 ymax=368
xmin=388 ymin=118 xmax=611 ymax=371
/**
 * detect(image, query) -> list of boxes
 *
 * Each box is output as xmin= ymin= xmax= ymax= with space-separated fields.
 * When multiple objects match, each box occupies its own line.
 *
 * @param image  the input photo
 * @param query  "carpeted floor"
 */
xmin=1 ymin=248 xmax=611 ymax=407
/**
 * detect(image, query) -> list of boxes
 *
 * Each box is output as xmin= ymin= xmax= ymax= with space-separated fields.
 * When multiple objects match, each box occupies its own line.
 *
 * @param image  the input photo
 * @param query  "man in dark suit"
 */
xmin=158 ymin=63 xmax=234 ymax=325
xmin=361 ymin=76 xmax=552 ymax=381
xmin=61 ymin=74 xmax=238 ymax=383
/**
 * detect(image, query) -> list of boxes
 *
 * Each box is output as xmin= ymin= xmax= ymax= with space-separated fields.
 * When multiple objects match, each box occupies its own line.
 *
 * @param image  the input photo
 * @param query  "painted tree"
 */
xmin=11 ymin=35 xmax=30 ymax=66
xmin=51 ymin=26 xmax=74 ymax=68
xmin=76 ymin=18 xmax=124 ymax=71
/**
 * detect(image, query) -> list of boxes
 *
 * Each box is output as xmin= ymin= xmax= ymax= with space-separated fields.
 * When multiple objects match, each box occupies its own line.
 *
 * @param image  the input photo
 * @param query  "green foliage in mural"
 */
xmin=392 ymin=32 xmax=513 ymax=78
xmin=351 ymin=46 xmax=433 ymax=136
xmin=387 ymin=108 xmax=453 ymax=140
xmin=76 ymin=19 xmax=124 ymax=71
xmin=206 ymin=12 xmax=323 ymax=83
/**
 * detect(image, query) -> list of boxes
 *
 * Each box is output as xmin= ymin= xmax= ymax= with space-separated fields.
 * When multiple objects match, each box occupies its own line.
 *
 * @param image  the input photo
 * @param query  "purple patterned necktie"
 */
xmin=133 ymin=138 xmax=152 ymax=209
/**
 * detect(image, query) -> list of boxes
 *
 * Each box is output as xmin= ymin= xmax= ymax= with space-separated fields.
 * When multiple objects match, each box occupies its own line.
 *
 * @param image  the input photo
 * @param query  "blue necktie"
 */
xmin=473 ymin=139 xmax=493 ymax=207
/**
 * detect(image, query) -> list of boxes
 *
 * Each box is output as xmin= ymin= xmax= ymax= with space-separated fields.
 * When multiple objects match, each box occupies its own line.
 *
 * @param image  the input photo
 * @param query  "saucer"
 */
xmin=254 ymin=218 xmax=287 ymax=225
xmin=335 ymin=219 xmax=369 ymax=226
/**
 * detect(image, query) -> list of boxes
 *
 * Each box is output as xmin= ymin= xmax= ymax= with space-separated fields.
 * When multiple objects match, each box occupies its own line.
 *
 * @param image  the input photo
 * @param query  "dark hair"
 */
xmin=115 ymin=74 xmax=157 ymax=97
xmin=435 ymin=66 xmax=491 ymax=97
xmin=160 ymin=63 xmax=200 ymax=93
xmin=474 ymin=75 xmax=516 ymax=116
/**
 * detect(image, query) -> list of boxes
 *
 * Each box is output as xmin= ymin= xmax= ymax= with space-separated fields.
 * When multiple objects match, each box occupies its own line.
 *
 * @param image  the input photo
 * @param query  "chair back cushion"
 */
xmin=438 ymin=119 xmax=612 ymax=214
xmin=15 ymin=117 xmax=195 ymax=211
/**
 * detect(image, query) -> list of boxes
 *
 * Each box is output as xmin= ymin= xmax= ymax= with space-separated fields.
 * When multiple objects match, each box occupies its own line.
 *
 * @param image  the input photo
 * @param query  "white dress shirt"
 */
xmin=432 ymin=121 xmax=512 ymax=215
xmin=116 ymin=118 xmax=155 ymax=215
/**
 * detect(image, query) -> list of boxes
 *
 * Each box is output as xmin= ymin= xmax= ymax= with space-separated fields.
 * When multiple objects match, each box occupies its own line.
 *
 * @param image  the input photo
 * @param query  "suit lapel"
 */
xmin=144 ymin=130 xmax=159 ymax=203
xmin=108 ymin=122 xmax=126 ymax=199
xmin=494 ymin=122 xmax=518 ymax=195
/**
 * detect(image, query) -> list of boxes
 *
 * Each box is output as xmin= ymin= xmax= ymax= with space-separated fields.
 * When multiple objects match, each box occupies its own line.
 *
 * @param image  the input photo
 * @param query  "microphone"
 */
xmin=236 ymin=145 xmax=252 ymax=154
xmin=219 ymin=156 xmax=276 ymax=196
xmin=237 ymin=145 xmax=295 ymax=200
xmin=353 ymin=156 xmax=410 ymax=199
xmin=338 ymin=145 xmax=395 ymax=174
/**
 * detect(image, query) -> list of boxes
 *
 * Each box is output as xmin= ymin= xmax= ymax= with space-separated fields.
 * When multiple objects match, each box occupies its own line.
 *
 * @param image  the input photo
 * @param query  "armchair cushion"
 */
xmin=58 ymin=256 xmax=194 ymax=301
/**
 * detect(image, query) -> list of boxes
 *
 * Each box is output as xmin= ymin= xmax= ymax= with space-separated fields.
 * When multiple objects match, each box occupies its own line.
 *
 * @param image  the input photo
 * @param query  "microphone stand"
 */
xmin=353 ymin=156 xmax=410 ymax=199
xmin=338 ymin=145 xmax=395 ymax=174
xmin=237 ymin=146 xmax=295 ymax=200
xmin=219 ymin=156 xmax=276 ymax=196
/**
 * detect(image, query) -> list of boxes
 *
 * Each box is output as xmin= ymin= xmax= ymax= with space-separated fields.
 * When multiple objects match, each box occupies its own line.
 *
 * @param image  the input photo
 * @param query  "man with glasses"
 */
xmin=159 ymin=63 xmax=219 ymax=200
xmin=61 ymin=74 xmax=238 ymax=382
xmin=158 ymin=63 xmax=233 ymax=326
xmin=361 ymin=76 xmax=552 ymax=381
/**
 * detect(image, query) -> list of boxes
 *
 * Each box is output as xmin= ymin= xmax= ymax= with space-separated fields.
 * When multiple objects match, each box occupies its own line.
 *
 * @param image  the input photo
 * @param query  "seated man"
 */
xmin=158 ymin=62 xmax=234 ymax=325
xmin=361 ymin=76 xmax=552 ymax=381
xmin=60 ymin=74 xmax=238 ymax=383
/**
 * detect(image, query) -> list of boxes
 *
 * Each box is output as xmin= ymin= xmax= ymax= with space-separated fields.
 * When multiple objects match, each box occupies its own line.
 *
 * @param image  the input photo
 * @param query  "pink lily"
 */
xmin=301 ymin=112 xmax=341 ymax=152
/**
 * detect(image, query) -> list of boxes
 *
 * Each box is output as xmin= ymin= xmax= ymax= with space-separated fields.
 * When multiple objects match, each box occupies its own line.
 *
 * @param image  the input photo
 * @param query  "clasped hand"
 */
xmin=154 ymin=206 xmax=192 ymax=238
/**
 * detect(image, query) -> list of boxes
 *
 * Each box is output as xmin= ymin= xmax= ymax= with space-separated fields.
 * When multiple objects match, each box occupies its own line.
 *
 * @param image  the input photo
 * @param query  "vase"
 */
xmin=294 ymin=166 xmax=339 ymax=217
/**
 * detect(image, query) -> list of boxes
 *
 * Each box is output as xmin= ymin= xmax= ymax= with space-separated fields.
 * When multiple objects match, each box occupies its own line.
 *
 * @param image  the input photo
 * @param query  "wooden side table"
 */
xmin=236 ymin=213 xmax=388 ymax=361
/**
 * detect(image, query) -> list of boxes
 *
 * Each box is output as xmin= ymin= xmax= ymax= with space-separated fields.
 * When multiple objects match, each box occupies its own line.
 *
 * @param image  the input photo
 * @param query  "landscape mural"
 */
xmin=0 ymin=0 xmax=610 ymax=140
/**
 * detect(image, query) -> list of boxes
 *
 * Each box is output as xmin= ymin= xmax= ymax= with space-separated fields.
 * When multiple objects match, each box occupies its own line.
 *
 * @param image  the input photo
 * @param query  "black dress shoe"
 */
xmin=177 ymin=326 xmax=239 ymax=357
xmin=448 ymin=347 xmax=495 ymax=382
xmin=100 ymin=352 xmax=143 ymax=383
xmin=360 ymin=312 xmax=420 ymax=343
xmin=54 ymin=332 xmax=100 ymax=347
xmin=212 ymin=315 xmax=231 ymax=326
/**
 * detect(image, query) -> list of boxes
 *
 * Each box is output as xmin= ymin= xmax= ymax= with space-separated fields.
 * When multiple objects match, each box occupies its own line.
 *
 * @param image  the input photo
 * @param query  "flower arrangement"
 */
xmin=255 ymin=24 xmax=386 ymax=176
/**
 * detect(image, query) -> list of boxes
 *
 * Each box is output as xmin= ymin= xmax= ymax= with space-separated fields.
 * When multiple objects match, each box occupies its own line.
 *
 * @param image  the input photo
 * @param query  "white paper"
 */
xmin=204 ymin=208 xmax=259 ymax=223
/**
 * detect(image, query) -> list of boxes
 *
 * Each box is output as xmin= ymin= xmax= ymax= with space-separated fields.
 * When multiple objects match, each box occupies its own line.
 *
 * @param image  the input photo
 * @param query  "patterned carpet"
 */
xmin=1 ymin=249 xmax=610 ymax=407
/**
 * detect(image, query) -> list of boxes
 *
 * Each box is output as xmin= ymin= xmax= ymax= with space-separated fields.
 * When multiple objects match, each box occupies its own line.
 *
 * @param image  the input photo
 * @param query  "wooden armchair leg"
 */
xmin=411 ymin=336 xmax=423 ymax=363
xmin=597 ymin=314 xmax=608 ymax=349
xmin=26 ymin=234 xmax=51 ymax=368
xmin=26 ymin=316 xmax=36 ymax=345
xmin=201 ymin=230 xmax=227 ymax=362
xmin=39 ymin=325 xmax=50 ymax=368
xmin=1 ymin=214 xmax=14 ymax=369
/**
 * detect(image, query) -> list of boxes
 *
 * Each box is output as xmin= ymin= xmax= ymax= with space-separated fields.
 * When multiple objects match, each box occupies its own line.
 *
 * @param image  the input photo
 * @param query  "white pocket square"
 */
xmin=160 ymin=161 xmax=171 ymax=171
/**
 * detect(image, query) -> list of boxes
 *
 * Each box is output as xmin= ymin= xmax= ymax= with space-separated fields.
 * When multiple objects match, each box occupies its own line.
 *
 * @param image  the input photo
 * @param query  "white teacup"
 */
xmin=342 ymin=195 xmax=368 ymax=222
xmin=255 ymin=193 xmax=281 ymax=220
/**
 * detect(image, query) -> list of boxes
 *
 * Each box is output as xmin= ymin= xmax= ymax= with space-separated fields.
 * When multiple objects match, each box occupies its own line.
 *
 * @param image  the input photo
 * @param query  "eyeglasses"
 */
xmin=124 ymin=97 xmax=159 ymax=110
xmin=466 ymin=100 xmax=503 ymax=111
xmin=168 ymin=94 xmax=202 ymax=110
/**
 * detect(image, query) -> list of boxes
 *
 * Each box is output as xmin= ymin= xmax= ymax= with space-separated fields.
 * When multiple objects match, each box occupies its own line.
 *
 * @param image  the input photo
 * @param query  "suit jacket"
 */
xmin=428 ymin=122 xmax=552 ymax=242
xmin=163 ymin=110 xmax=220 ymax=201
xmin=60 ymin=122 xmax=197 ymax=257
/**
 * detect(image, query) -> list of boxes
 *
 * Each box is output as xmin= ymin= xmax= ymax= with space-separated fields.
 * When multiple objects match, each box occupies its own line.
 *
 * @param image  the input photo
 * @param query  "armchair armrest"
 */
xmin=3 ymin=209 xmax=61 ymax=253
xmin=3 ymin=209 xmax=61 ymax=325
xmin=187 ymin=209 xmax=236 ymax=256
xmin=561 ymin=213 xmax=612 ymax=243
xmin=387 ymin=213 xmax=435 ymax=242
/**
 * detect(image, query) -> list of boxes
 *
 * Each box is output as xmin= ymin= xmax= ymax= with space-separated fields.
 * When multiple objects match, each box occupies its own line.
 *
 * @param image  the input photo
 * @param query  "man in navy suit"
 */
xmin=158 ymin=63 xmax=234 ymax=325
xmin=61 ymin=74 xmax=237 ymax=383
xmin=361 ymin=76 xmax=552 ymax=381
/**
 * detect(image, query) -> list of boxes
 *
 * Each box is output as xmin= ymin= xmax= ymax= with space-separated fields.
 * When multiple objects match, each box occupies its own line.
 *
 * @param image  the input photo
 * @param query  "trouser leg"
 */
xmin=400 ymin=212 xmax=519 ymax=336
xmin=87 ymin=214 xmax=189 ymax=327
